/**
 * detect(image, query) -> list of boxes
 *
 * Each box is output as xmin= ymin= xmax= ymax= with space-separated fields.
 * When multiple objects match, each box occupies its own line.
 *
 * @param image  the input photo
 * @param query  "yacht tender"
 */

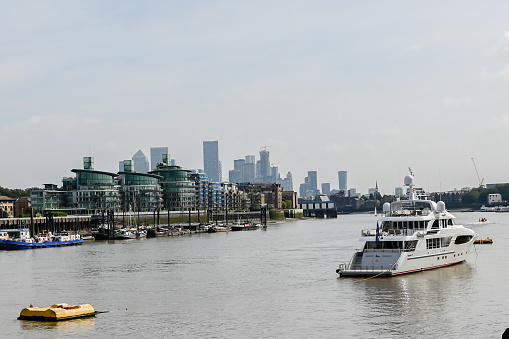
xmin=337 ymin=175 xmax=477 ymax=277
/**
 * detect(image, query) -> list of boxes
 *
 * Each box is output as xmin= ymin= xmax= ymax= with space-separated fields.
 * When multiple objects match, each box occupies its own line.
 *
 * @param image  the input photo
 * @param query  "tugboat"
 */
xmin=337 ymin=174 xmax=477 ymax=277
xmin=230 ymin=222 xmax=259 ymax=231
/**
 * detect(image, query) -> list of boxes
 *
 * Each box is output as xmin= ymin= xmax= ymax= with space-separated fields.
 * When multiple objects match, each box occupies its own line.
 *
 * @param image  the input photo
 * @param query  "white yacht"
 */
xmin=337 ymin=175 xmax=477 ymax=277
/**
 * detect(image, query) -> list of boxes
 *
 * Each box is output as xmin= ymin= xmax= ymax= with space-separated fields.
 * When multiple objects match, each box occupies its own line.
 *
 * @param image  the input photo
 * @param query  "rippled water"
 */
xmin=2 ymin=212 xmax=507 ymax=338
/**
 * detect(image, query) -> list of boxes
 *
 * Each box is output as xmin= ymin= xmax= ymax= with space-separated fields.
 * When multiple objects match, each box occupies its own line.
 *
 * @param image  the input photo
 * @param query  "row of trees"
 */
xmin=0 ymin=186 xmax=33 ymax=199
xmin=461 ymin=184 xmax=509 ymax=204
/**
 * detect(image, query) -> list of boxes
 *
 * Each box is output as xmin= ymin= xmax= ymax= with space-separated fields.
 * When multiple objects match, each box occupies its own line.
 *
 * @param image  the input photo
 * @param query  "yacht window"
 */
xmin=441 ymin=237 xmax=452 ymax=247
xmin=431 ymin=220 xmax=439 ymax=229
xmin=455 ymin=235 xmax=473 ymax=245
xmin=404 ymin=241 xmax=417 ymax=251
xmin=426 ymin=238 xmax=441 ymax=249
xmin=448 ymin=219 xmax=454 ymax=226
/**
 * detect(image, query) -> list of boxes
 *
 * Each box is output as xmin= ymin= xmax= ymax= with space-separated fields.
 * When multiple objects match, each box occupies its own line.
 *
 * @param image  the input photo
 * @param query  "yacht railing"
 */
xmin=362 ymin=229 xmax=427 ymax=237
xmin=391 ymin=209 xmax=432 ymax=217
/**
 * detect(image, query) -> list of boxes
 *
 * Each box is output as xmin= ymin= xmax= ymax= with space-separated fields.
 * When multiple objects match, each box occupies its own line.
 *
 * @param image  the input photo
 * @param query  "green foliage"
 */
xmin=282 ymin=200 xmax=293 ymax=209
xmin=48 ymin=211 xmax=68 ymax=217
xmin=0 ymin=186 xmax=33 ymax=198
xmin=461 ymin=184 xmax=509 ymax=204
xmin=461 ymin=190 xmax=479 ymax=203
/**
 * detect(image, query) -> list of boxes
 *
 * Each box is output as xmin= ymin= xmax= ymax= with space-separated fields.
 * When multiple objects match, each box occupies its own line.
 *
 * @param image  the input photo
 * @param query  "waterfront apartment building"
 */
xmin=71 ymin=168 xmax=121 ymax=214
xmin=150 ymin=158 xmax=196 ymax=211
xmin=118 ymin=160 xmax=163 ymax=212
xmin=190 ymin=170 xmax=210 ymax=210
xmin=150 ymin=147 xmax=169 ymax=171
xmin=0 ymin=196 xmax=15 ymax=217
xmin=203 ymin=141 xmax=221 ymax=183
xmin=32 ymin=157 xmax=120 ymax=215
xmin=31 ymin=184 xmax=66 ymax=213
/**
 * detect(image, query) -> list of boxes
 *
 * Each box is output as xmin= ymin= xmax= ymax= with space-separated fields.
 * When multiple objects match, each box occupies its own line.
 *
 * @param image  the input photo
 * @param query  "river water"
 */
xmin=1 ymin=212 xmax=507 ymax=338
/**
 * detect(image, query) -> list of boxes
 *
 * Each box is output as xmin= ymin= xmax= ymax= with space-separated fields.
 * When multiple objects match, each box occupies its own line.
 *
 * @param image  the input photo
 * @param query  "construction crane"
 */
xmin=471 ymin=158 xmax=485 ymax=188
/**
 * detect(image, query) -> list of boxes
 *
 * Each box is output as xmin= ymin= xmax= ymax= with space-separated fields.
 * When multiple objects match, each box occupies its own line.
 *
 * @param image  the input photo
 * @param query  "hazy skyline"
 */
xmin=2 ymin=2 xmax=509 ymax=195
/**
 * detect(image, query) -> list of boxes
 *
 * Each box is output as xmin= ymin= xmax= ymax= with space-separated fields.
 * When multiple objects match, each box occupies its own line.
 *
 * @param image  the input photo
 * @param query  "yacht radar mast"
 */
xmin=404 ymin=170 xmax=415 ymax=200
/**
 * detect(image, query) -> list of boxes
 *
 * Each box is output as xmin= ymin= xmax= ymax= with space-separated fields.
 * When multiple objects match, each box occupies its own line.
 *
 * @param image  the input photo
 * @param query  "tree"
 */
xmin=479 ymin=187 xmax=498 ymax=204
xmin=461 ymin=190 xmax=480 ymax=204
xmin=495 ymin=184 xmax=509 ymax=201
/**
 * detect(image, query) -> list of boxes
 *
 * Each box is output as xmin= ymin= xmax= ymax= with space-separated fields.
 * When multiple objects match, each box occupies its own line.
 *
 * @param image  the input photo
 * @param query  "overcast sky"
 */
xmin=2 ymin=1 xmax=509 ymax=195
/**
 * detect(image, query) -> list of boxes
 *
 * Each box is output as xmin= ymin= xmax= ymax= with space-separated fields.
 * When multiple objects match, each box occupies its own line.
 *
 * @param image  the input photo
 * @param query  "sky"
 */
xmin=2 ymin=1 xmax=509 ymax=195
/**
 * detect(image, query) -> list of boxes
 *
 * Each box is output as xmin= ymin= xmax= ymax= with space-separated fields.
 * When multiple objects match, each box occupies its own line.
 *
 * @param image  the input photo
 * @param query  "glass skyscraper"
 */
xmin=150 ymin=147 xmax=169 ymax=171
xmin=132 ymin=150 xmax=149 ymax=174
xmin=259 ymin=149 xmax=270 ymax=182
xmin=338 ymin=171 xmax=347 ymax=191
xmin=203 ymin=141 xmax=221 ymax=183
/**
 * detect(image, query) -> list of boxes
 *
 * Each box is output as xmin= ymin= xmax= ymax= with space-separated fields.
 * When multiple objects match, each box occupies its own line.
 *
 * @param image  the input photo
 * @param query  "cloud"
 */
xmin=442 ymin=96 xmax=477 ymax=109
xmin=489 ymin=31 xmax=509 ymax=57
xmin=406 ymin=45 xmax=423 ymax=53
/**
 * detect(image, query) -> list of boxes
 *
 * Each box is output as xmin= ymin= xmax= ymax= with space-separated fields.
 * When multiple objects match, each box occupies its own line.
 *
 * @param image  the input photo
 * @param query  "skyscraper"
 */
xmin=259 ymin=148 xmax=270 ymax=182
xmin=132 ymin=150 xmax=149 ymax=173
xmin=282 ymin=172 xmax=293 ymax=191
xmin=229 ymin=159 xmax=245 ymax=183
xmin=321 ymin=183 xmax=331 ymax=195
xmin=308 ymin=171 xmax=317 ymax=196
xmin=150 ymin=147 xmax=169 ymax=170
xmin=203 ymin=141 xmax=221 ymax=183
xmin=245 ymin=155 xmax=255 ymax=164
xmin=338 ymin=171 xmax=347 ymax=191
xmin=242 ymin=156 xmax=256 ymax=183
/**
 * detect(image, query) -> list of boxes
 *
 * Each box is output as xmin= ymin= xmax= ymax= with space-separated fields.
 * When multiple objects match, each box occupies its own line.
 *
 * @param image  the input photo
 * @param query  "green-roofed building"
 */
xmin=149 ymin=154 xmax=196 ymax=211
xmin=119 ymin=160 xmax=163 ymax=212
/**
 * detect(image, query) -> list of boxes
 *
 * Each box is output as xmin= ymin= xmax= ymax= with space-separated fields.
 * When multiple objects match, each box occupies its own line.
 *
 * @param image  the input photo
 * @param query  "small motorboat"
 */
xmin=18 ymin=303 xmax=97 ymax=321
xmin=474 ymin=237 xmax=493 ymax=244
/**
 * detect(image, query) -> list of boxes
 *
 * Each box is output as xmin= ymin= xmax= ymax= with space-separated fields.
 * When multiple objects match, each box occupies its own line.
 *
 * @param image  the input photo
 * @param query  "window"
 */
xmin=455 ymin=235 xmax=473 ymax=244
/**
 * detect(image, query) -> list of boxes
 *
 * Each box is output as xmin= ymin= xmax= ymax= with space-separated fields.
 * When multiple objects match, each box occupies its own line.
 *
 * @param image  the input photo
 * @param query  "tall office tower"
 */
xmin=338 ymin=171 xmax=347 ymax=191
xmin=282 ymin=172 xmax=293 ymax=191
xmin=203 ymin=141 xmax=221 ymax=183
xmin=259 ymin=148 xmax=271 ymax=182
xmin=321 ymin=183 xmax=331 ymax=195
xmin=229 ymin=159 xmax=245 ymax=183
xmin=150 ymin=147 xmax=169 ymax=170
xmin=132 ymin=150 xmax=149 ymax=173
xmin=270 ymin=166 xmax=279 ymax=184
xmin=255 ymin=160 xmax=262 ymax=182
xmin=234 ymin=159 xmax=245 ymax=172
xmin=300 ymin=181 xmax=313 ymax=198
xmin=245 ymin=155 xmax=255 ymax=164
xmin=242 ymin=162 xmax=255 ymax=183
xmin=307 ymin=171 xmax=317 ymax=196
